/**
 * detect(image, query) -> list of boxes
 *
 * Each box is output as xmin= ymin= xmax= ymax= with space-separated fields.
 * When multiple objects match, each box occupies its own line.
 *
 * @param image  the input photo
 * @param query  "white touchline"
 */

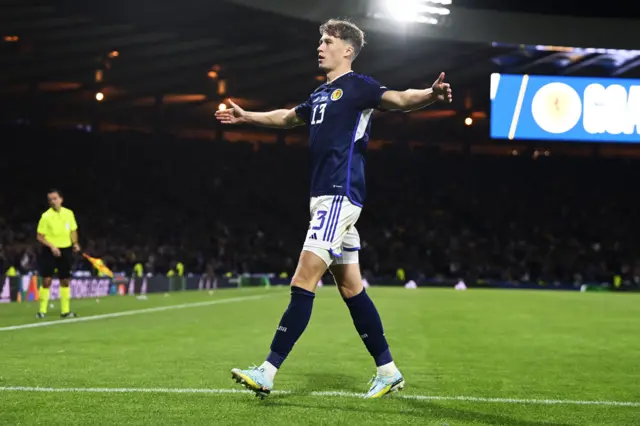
xmin=0 ymin=294 xmax=270 ymax=332
xmin=0 ymin=387 xmax=638 ymax=407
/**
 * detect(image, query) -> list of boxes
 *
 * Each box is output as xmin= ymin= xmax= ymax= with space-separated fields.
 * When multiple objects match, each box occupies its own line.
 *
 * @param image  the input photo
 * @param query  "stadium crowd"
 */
xmin=1 ymin=125 xmax=640 ymax=288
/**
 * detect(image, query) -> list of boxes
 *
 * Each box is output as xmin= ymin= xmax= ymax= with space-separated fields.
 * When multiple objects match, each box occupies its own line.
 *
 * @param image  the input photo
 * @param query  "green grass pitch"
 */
xmin=0 ymin=287 xmax=639 ymax=425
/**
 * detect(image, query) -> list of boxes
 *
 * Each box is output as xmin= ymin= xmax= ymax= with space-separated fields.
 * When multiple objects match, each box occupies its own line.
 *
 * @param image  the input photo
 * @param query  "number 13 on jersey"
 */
xmin=311 ymin=103 xmax=326 ymax=125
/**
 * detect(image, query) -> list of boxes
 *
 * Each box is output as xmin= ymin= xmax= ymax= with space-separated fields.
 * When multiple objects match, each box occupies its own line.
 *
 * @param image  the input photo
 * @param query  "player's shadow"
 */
xmin=403 ymin=398 xmax=573 ymax=426
xmin=263 ymin=397 xmax=571 ymax=426
xmin=262 ymin=399 xmax=425 ymax=422
xmin=301 ymin=372 xmax=361 ymax=393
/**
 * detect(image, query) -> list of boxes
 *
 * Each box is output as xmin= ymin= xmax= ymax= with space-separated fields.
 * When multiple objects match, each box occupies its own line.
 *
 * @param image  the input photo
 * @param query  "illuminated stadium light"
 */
xmin=95 ymin=92 xmax=104 ymax=101
xmin=218 ymin=103 xmax=227 ymax=111
xmin=208 ymin=70 xmax=218 ymax=79
xmin=108 ymin=50 xmax=119 ymax=58
xmin=464 ymin=117 xmax=473 ymax=126
xmin=371 ymin=0 xmax=452 ymax=25
xmin=217 ymin=79 xmax=226 ymax=96
xmin=3 ymin=35 xmax=19 ymax=42
xmin=384 ymin=0 xmax=421 ymax=22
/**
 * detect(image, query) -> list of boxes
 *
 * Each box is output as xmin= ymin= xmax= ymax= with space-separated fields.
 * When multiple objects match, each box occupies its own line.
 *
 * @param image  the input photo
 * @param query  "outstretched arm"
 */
xmin=380 ymin=72 xmax=452 ymax=112
xmin=215 ymin=101 xmax=304 ymax=129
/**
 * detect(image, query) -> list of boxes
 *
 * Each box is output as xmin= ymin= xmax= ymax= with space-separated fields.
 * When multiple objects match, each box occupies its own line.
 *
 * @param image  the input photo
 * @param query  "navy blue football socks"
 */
xmin=266 ymin=286 xmax=315 ymax=368
xmin=344 ymin=288 xmax=393 ymax=367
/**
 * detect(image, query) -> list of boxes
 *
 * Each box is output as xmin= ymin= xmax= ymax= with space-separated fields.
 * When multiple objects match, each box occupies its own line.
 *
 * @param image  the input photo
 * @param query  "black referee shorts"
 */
xmin=39 ymin=247 xmax=73 ymax=279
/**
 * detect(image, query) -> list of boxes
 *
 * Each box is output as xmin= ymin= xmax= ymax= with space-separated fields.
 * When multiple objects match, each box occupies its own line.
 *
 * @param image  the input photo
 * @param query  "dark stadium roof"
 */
xmin=455 ymin=0 xmax=638 ymax=19
xmin=2 ymin=0 xmax=640 ymax=136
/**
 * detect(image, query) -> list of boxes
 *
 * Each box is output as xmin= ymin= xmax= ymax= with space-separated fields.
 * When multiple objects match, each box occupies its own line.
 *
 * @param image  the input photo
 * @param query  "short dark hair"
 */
xmin=319 ymin=19 xmax=366 ymax=59
xmin=48 ymin=189 xmax=62 ymax=198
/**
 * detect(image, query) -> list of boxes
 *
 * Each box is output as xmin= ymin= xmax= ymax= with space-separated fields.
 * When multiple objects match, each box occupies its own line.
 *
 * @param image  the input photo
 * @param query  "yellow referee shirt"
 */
xmin=37 ymin=207 xmax=78 ymax=249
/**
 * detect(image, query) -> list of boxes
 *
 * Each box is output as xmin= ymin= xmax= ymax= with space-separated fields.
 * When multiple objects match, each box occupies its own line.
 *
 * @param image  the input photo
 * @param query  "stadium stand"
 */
xmin=2 ymin=125 xmax=639 ymax=289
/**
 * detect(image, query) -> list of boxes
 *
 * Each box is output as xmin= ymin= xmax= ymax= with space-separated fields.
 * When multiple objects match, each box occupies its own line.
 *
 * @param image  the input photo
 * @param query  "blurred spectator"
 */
xmin=1 ymin=125 xmax=639 ymax=288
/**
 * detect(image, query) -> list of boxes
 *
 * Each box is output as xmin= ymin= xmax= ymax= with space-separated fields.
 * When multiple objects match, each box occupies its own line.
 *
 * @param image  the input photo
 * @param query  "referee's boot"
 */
xmin=60 ymin=312 xmax=78 ymax=318
xmin=36 ymin=312 xmax=46 ymax=319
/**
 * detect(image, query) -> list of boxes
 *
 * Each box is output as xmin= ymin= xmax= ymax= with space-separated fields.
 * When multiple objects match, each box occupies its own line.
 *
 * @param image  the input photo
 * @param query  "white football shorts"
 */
xmin=302 ymin=195 xmax=362 ymax=267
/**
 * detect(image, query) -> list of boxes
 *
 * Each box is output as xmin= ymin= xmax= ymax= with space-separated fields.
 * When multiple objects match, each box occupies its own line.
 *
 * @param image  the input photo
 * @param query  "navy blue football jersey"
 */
xmin=295 ymin=71 xmax=387 ymax=207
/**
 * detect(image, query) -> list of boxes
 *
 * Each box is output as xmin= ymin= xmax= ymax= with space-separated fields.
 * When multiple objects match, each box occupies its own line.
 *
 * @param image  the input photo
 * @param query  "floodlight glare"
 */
xmin=378 ymin=0 xmax=452 ymax=25
xmin=415 ymin=15 xmax=438 ymax=25
xmin=384 ymin=0 xmax=422 ymax=22
xmin=421 ymin=5 xmax=450 ymax=15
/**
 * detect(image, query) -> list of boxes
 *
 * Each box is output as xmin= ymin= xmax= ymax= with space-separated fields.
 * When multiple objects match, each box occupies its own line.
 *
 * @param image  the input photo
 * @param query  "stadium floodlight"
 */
xmin=383 ymin=0 xmax=422 ymax=22
xmin=371 ymin=0 xmax=452 ymax=26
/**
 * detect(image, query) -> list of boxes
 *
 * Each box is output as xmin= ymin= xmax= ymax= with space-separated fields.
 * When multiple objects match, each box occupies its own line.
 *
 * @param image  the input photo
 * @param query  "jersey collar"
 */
xmin=326 ymin=70 xmax=353 ymax=85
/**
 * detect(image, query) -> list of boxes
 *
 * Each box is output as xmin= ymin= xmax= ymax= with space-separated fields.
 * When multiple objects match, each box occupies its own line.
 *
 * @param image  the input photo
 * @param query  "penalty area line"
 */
xmin=0 ymin=386 xmax=638 ymax=407
xmin=0 ymin=294 xmax=270 ymax=332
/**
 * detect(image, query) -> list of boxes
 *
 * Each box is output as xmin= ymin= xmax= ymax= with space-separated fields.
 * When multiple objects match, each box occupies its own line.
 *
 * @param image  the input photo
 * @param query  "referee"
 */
xmin=36 ymin=189 xmax=80 ymax=319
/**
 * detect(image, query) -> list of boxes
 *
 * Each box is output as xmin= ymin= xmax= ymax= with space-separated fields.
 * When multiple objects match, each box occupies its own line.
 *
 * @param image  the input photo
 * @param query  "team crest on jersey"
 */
xmin=330 ymin=88 xmax=343 ymax=101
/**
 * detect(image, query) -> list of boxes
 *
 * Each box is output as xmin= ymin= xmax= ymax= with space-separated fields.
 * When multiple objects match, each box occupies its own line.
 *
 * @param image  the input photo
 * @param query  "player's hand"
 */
xmin=51 ymin=247 xmax=61 ymax=257
xmin=431 ymin=72 xmax=452 ymax=103
xmin=73 ymin=243 xmax=81 ymax=253
xmin=215 ymin=100 xmax=247 ymax=125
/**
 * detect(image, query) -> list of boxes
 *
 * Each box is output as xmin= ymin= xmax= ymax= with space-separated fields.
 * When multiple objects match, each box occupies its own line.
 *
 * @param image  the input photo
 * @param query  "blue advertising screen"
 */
xmin=490 ymin=73 xmax=640 ymax=143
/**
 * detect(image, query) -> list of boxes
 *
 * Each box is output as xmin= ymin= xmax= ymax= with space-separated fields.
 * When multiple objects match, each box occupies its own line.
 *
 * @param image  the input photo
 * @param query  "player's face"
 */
xmin=318 ymin=33 xmax=351 ymax=72
xmin=48 ymin=192 xmax=62 ymax=210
